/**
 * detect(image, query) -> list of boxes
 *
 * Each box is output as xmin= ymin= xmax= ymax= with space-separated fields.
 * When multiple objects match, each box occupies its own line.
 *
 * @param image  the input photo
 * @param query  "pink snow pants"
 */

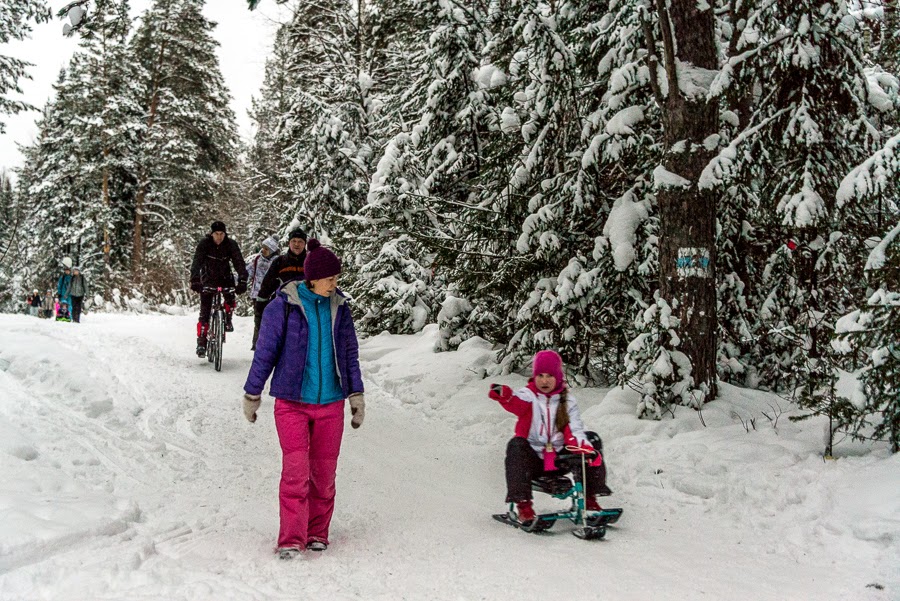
xmin=274 ymin=398 xmax=345 ymax=548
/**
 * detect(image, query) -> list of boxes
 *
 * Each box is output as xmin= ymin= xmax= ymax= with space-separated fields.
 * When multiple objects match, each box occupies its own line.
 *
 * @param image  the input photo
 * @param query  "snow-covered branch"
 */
xmin=699 ymin=106 xmax=794 ymax=189
xmin=866 ymin=222 xmax=900 ymax=271
xmin=836 ymin=132 xmax=900 ymax=205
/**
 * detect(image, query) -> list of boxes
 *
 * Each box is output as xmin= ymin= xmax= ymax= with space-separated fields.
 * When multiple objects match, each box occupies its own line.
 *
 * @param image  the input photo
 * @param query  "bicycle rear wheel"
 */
xmin=212 ymin=310 xmax=224 ymax=371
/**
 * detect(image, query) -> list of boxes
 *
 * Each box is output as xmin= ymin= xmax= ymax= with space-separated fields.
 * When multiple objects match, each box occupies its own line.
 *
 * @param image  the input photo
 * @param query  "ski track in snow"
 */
xmin=0 ymin=314 xmax=897 ymax=601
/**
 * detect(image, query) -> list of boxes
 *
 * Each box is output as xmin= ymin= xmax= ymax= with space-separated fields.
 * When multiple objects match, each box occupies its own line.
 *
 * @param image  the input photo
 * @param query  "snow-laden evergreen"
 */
xmin=129 ymin=0 xmax=240 ymax=288
xmin=0 ymin=0 xmax=48 ymax=132
xmin=0 ymin=169 xmax=19 ymax=306
xmin=360 ymin=0 xmax=492 ymax=335
xmin=236 ymin=0 xmax=900 ymax=448
xmin=14 ymin=0 xmax=142 ymax=296
xmin=4 ymin=0 xmax=241 ymax=308
xmin=243 ymin=23 xmax=297 ymax=243
xmin=834 ymin=129 xmax=900 ymax=451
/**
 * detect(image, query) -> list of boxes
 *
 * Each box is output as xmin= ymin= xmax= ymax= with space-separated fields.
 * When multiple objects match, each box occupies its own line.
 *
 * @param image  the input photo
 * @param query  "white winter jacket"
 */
xmin=247 ymin=237 xmax=280 ymax=300
xmin=500 ymin=384 xmax=593 ymax=454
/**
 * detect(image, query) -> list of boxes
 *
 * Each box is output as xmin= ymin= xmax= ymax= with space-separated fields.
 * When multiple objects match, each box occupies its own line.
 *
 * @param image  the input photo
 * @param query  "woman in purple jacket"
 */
xmin=242 ymin=239 xmax=365 ymax=560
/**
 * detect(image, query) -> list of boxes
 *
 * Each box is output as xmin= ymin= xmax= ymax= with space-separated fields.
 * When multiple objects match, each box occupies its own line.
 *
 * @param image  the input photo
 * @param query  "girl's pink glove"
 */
xmin=488 ymin=384 xmax=513 ymax=401
xmin=568 ymin=441 xmax=603 ymax=467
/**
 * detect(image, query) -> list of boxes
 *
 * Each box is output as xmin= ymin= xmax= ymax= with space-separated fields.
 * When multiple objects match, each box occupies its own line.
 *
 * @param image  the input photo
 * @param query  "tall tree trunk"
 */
xmin=356 ymin=0 xmax=370 ymax=139
xmin=101 ymin=31 xmax=111 ymax=274
xmin=655 ymin=0 xmax=719 ymax=400
xmin=102 ymin=158 xmax=110 ymax=267
xmin=357 ymin=0 xmax=366 ymax=70
xmin=882 ymin=0 xmax=899 ymax=71
xmin=132 ymin=30 xmax=168 ymax=281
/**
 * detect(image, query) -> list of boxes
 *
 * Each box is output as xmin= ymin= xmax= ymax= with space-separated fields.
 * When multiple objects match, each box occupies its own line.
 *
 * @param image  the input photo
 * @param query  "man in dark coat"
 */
xmin=190 ymin=221 xmax=248 ymax=357
xmin=256 ymin=227 xmax=308 ymax=302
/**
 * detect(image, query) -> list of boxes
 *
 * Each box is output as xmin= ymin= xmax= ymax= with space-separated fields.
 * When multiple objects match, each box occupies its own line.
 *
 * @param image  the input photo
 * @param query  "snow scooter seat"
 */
xmin=531 ymin=473 xmax=575 ymax=496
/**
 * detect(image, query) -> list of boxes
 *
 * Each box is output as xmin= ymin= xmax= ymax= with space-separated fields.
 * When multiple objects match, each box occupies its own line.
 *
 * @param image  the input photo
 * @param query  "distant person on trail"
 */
xmin=256 ymin=228 xmax=307 ymax=303
xmin=41 ymin=289 xmax=54 ymax=318
xmin=57 ymin=266 xmax=72 ymax=312
xmin=489 ymin=350 xmax=612 ymax=526
xmin=245 ymin=236 xmax=280 ymax=351
xmin=28 ymin=290 xmax=41 ymax=316
xmin=242 ymin=239 xmax=365 ymax=560
xmin=70 ymin=266 xmax=89 ymax=323
xmin=189 ymin=221 xmax=248 ymax=358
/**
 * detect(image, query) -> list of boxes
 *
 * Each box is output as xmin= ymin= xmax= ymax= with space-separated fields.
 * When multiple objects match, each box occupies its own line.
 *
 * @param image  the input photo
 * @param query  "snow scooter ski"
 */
xmin=492 ymin=448 xmax=623 ymax=540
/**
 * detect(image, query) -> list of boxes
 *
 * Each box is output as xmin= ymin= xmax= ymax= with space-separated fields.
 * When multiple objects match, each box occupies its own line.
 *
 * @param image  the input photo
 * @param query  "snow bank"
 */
xmin=0 ymin=314 xmax=897 ymax=600
xmin=0 ymin=320 xmax=142 ymax=574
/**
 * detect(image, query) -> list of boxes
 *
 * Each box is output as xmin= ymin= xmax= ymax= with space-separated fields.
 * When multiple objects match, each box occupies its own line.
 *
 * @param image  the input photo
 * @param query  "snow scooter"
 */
xmin=493 ymin=448 xmax=623 ymax=540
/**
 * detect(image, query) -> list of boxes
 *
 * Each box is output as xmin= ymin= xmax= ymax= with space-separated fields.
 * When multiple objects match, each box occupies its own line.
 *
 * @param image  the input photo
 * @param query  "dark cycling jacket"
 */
xmin=190 ymin=235 xmax=248 ymax=287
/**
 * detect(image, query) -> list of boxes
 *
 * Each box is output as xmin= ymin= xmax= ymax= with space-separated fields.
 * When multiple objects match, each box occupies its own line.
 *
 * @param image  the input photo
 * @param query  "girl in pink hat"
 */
xmin=489 ymin=350 xmax=611 ymax=525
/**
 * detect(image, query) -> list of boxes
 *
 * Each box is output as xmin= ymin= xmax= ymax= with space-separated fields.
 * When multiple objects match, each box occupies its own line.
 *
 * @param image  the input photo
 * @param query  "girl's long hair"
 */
xmin=555 ymin=387 xmax=570 ymax=431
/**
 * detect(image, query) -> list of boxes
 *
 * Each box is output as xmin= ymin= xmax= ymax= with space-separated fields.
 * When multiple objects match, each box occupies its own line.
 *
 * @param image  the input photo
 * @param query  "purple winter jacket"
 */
xmin=243 ymin=282 xmax=364 ymax=401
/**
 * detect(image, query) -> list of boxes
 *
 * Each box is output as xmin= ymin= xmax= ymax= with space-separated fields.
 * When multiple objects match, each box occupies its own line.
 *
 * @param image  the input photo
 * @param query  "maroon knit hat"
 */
xmin=303 ymin=239 xmax=341 ymax=281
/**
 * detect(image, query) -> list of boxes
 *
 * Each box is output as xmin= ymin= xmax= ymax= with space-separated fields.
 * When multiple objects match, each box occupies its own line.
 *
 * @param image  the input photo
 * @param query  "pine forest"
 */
xmin=1 ymin=0 xmax=898 ymax=451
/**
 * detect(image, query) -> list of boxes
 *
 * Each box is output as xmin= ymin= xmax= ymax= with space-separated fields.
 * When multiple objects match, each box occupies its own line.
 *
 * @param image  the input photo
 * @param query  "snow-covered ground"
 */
xmin=0 ymin=313 xmax=897 ymax=601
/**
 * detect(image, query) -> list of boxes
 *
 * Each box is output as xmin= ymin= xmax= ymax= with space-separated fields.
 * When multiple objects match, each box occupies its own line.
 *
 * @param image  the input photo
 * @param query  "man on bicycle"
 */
xmin=190 ymin=221 xmax=248 ymax=357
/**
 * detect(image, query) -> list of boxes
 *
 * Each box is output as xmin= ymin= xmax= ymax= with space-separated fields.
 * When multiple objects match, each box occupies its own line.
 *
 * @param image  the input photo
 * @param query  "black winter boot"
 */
xmin=196 ymin=336 xmax=207 ymax=357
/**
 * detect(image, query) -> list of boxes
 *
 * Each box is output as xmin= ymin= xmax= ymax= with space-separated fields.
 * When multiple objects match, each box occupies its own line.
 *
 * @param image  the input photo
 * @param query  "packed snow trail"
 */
xmin=0 ymin=314 xmax=896 ymax=601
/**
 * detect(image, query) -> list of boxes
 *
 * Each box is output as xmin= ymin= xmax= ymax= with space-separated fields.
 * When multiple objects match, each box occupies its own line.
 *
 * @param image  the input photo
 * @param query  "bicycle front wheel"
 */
xmin=206 ymin=321 xmax=215 ymax=363
xmin=212 ymin=310 xmax=224 ymax=372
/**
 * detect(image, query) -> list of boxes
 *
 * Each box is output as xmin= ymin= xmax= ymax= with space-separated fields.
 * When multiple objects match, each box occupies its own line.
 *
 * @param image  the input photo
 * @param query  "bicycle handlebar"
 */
xmin=201 ymin=286 xmax=236 ymax=293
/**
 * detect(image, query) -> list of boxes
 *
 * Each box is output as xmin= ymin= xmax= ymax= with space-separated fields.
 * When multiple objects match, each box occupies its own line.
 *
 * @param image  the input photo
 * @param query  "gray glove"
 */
xmin=243 ymin=393 xmax=261 ymax=423
xmin=349 ymin=393 xmax=365 ymax=429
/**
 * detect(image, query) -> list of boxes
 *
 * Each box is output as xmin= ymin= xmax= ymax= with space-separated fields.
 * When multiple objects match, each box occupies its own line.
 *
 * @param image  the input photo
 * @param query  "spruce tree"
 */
xmin=14 ymin=70 xmax=89 ymax=282
xmin=0 ymin=168 xmax=22 ymax=307
xmin=481 ymin=0 xmax=606 ymax=376
xmin=836 ymin=133 xmax=900 ymax=451
xmin=244 ymin=23 xmax=296 ymax=243
xmin=701 ymin=1 xmax=889 ymax=416
xmin=277 ymin=0 xmax=363 ymax=240
xmin=66 ymin=0 xmax=140 ymax=282
xmin=588 ymin=0 xmax=717 ymax=410
xmin=13 ymin=1 xmax=139 ymax=297
xmin=0 ymin=0 xmax=49 ymax=131
xmin=130 ymin=0 xmax=240 ymax=287
xmin=834 ymin=231 xmax=900 ymax=452
xmin=360 ymin=0 xmax=491 ymax=336
xmin=519 ymin=1 xmax=655 ymax=383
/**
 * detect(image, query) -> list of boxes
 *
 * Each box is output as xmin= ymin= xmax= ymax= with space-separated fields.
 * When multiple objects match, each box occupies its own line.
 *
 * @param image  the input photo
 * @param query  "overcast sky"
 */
xmin=0 ymin=0 xmax=291 ymax=180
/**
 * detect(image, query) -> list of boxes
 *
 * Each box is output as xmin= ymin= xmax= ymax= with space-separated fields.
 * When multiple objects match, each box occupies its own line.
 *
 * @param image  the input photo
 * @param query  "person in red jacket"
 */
xmin=489 ymin=350 xmax=611 ymax=525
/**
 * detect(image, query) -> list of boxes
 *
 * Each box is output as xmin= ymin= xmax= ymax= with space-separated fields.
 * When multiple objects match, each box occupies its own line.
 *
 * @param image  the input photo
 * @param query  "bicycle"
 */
xmin=202 ymin=286 xmax=235 ymax=372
